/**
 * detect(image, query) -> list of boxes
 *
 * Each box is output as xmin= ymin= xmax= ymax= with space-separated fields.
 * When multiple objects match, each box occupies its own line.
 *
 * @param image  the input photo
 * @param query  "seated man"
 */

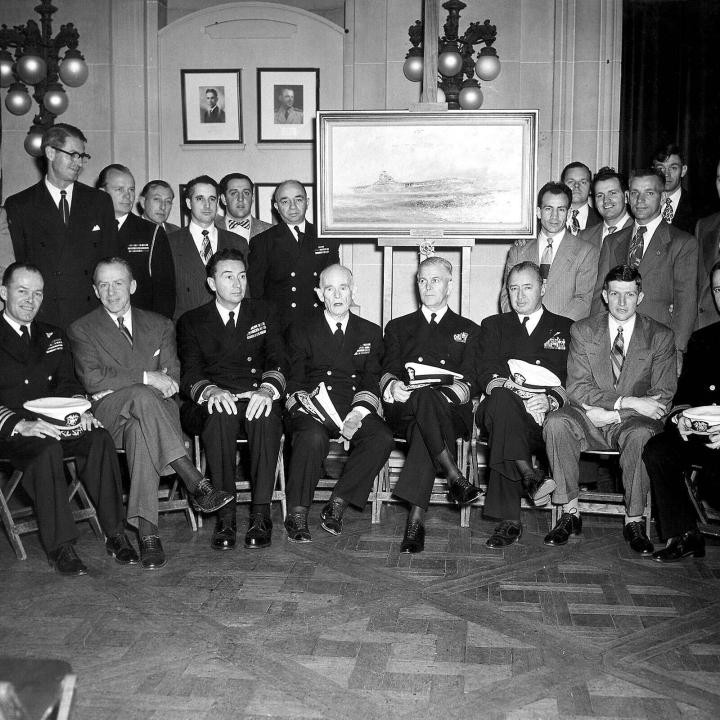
xmin=284 ymin=264 xmax=393 ymax=541
xmin=0 ymin=262 xmax=131 ymax=575
xmin=543 ymin=265 xmax=677 ymax=554
xmin=476 ymin=261 xmax=573 ymax=547
xmin=642 ymin=260 xmax=720 ymax=562
xmin=176 ymin=249 xmax=285 ymax=551
xmin=68 ymin=257 xmax=233 ymax=570
xmin=382 ymin=256 xmax=479 ymax=554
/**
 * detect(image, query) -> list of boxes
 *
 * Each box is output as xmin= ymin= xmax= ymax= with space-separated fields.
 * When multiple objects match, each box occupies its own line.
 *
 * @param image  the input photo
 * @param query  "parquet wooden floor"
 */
xmin=2 ymin=500 xmax=720 ymax=719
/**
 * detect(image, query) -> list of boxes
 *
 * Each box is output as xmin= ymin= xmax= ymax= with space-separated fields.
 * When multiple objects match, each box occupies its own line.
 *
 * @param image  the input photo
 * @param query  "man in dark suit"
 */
xmin=201 ymin=88 xmax=225 ymax=123
xmin=169 ymin=175 xmax=247 ymax=320
xmin=284 ymin=264 xmax=393 ymax=542
xmin=476 ymin=262 xmax=573 ymax=547
xmin=652 ymin=143 xmax=696 ymax=234
xmin=215 ymin=173 xmax=272 ymax=241
xmin=99 ymin=164 xmax=175 ymax=318
xmin=248 ymin=180 xmax=339 ymax=335
xmin=501 ymin=182 xmax=599 ymax=321
xmin=382 ymin=256 xmax=480 ymax=554
xmin=579 ymin=167 xmax=633 ymax=249
xmin=138 ymin=180 xmax=179 ymax=234
xmin=4 ymin=123 xmax=119 ymax=329
xmin=543 ymin=265 xmax=677 ymax=554
xmin=177 ymin=249 xmax=285 ymax=551
xmin=0 ymin=262 xmax=133 ymax=575
xmin=643 ymin=260 xmax=720 ymax=562
xmin=68 ymin=258 xmax=234 ymax=569
xmin=561 ymin=162 xmax=602 ymax=235
xmin=591 ymin=168 xmax=697 ymax=371
xmin=695 ymin=159 xmax=720 ymax=329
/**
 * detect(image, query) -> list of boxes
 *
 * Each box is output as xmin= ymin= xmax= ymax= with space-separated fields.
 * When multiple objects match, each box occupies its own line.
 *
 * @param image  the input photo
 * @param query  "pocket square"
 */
xmin=153 ymin=349 xmax=160 ymax=357
xmin=91 ymin=224 xmax=101 ymax=231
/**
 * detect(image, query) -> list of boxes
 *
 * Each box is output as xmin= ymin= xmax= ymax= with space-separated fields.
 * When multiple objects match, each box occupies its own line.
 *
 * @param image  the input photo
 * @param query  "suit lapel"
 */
xmin=98 ymin=308 xmax=135 ymax=361
xmin=639 ymin=221 xmax=671 ymax=273
xmin=704 ymin=215 xmax=720 ymax=273
xmin=548 ymin=232 xmax=575 ymax=279
xmin=611 ymin=228 xmax=632 ymax=266
xmin=0 ymin=318 xmax=32 ymax=364
xmin=586 ymin=315 xmax=614 ymax=390
xmin=618 ymin=315 xmax=650 ymax=392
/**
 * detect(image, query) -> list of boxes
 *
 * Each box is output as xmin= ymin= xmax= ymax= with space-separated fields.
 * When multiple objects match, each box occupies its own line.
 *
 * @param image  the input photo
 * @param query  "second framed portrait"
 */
xmin=256 ymin=68 xmax=319 ymax=143
xmin=181 ymin=69 xmax=243 ymax=144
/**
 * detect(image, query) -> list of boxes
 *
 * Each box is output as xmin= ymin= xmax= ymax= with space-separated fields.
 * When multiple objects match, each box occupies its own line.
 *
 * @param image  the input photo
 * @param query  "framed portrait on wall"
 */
xmin=254 ymin=183 xmax=315 ymax=225
xmin=181 ymin=69 xmax=242 ymax=144
xmin=256 ymin=68 xmax=319 ymax=143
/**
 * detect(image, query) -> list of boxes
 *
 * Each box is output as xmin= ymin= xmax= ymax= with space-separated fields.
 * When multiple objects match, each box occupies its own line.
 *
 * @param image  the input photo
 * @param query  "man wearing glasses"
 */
xmin=5 ymin=123 xmax=119 ymax=329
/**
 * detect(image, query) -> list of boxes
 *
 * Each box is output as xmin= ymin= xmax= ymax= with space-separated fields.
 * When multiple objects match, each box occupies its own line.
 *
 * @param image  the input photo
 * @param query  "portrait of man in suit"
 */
xmin=561 ymin=161 xmax=602 ymax=235
xmin=273 ymin=86 xmax=303 ymax=124
xmin=543 ymin=264 xmax=677 ymax=555
xmin=579 ymin=166 xmax=633 ymax=249
xmin=4 ymin=123 xmax=119 ymax=329
xmin=139 ymin=180 xmax=179 ymax=234
xmin=200 ymin=87 xmax=225 ymax=124
xmin=215 ymin=173 xmax=272 ymax=241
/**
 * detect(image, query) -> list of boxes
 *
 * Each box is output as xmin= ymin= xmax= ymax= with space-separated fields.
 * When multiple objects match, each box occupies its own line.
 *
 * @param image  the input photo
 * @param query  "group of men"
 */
xmin=0 ymin=123 xmax=718 ymax=577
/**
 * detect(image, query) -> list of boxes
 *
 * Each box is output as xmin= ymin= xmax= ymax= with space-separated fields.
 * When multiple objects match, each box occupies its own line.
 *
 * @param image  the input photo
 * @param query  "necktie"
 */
xmin=522 ymin=316 xmax=530 ymax=334
xmin=540 ymin=238 xmax=553 ymax=280
xmin=606 ymin=225 xmax=617 ymax=236
xmin=117 ymin=315 xmax=133 ymax=346
xmin=628 ymin=226 xmax=646 ymax=268
xmin=225 ymin=310 xmax=235 ymax=337
xmin=662 ymin=197 xmax=674 ymax=223
xmin=430 ymin=312 xmax=438 ymax=326
xmin=334 ymin=321 xmax=344 ymax=348
xmin=285 ymin=109 xmax=290 ymax=120
xmin=19 ymin=325 xmax=30 ymax=345
xmin=294 ymin=225 xmax=305 ymax=247
xmin=611 ymin=326 xmax=624 ymax=385
xmin=227 ymin=217 xmax=251 ymax=231
xmin=201 ymin=229 xmax=212 ymax=264
xmin=60 ymin=190 xmax=70 ymax=226
xmin=570 ymin=209 xmax=580 ymax=234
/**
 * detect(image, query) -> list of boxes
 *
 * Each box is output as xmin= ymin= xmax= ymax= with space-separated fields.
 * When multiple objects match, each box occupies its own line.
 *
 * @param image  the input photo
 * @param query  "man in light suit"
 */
xmin=579 ymin=167 xmax=634 ymax=249
xmin=99 ymin=165 xmax=175 ymax=319
xmin=248 ymin=180 xmax=339 ymax=335
xmin=5 ymin=123 xmax=119 ymax=328
xmin=68 ymin=258 xmax=234 ymax=569
xmin=139 ymin=180 xmax=179 ymax=234
xmin=652 ymin=143 xmax=696 ymax=234
xmin=561 ymin=162 xmax=602 ymax=235
xmin=695 ymin=159 xmax=720 ymax=329
xmin=501 ymin=181 xmax=600 ymax=321
xmin=215 ymin=173 xmax=272 ymax=242
xmin=543 ymin=265 xmax=677 ymax=554
xmin=169 ymin=175 xmax=247 ymax=320
xmin=591 ymin=168 xmax=697 ymax=369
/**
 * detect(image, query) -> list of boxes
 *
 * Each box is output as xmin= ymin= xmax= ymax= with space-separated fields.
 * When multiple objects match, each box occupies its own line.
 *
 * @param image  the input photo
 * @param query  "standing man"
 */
xmin=695 ymin=159 xmax=720 ymax=329
xmin=68 ymin=258 xmax=234 ymax=569
xmin=501 ymin=182 xmax=600 ymax=321
xmin=543 ymin=265 xmax=677 ymax=554
xmin=284 ymin=264 xmax=393 ymax=542
xmin=476 ymin=262 xmax=573 ymax=547
xmin=643 ymin=260 xmax=720 ymax=562
xmin=592 ymin=168 xmax=697 ymax=369
xmin=382 ymin=257 xmax=480 ymax=554
xmin=138 ymin=180 xmax=179 ymax=234
xmin=274 ymin=88 xmax=303 ymax=124
xmin=580 ymin=167 xmax=633 ymax=249
xmin=177 ymin=249 xmax=285 ymax=551
xmin=99 ymin=164 xmax=175 ymax=319
xmin=561 ymin=162 xmax=602 ymax=235
xmin=169 ymin=175 xmax=247 ymax=319
xmin=215 ymin=173 xmax=272 ymax=241
xmin=5 ymin=123 xmax=119 ymax=328
xmin=201 ymin=88 xmax=225 ymax=123
xmin=0 ymin=262 xmax=133 ymax=575
xmin=248 ymin=180 xmax=339 ymax=334
xmin=652 ymin=143 xmax=696 ymax=234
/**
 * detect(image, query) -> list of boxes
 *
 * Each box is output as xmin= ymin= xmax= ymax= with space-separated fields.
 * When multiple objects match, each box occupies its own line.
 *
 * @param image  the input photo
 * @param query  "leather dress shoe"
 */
xmin=544 ymin=512 xmax=582 ymax=546
xmin=244 ymin=513 xmax=272 ymax=549
xmin=191 ymin=479 xmax=234 ymax=514
xmin=105 ymin=533 xmax=139 ymax=564
xmin=486 ymin=520 xmax=523 ymax=548
xmin=447 ymin=474 xmax=481 ymax=505
xmin=653 ymin=529 xmax=705 ymax=563
xmin=139 ymin=535 xmax=167 ymax=569
xmin=48 ymin=543 xmax=88 ymax=576
xmin=522 ymin=469 xmax=556 ymax=508
xmin=400 ymin=519 xmax=425 ymax=554
xmin=211 ymin=518 xmax=237 ymax=550
xmin=320 ymin=499 xmax=345 ymax=536
xmin=623 ymin=521 xmax=654 ymax=555
xmin=284 ymin=512 xmax=312 ymax=543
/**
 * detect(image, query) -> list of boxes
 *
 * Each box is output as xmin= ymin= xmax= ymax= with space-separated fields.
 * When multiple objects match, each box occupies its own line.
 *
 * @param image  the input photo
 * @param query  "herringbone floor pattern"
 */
xmin=2 ymin=501 xmax=719 ymax=719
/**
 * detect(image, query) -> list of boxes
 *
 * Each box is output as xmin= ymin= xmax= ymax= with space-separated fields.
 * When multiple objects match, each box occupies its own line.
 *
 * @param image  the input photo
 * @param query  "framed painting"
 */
xmin=254 ymin=183 xmax=315 ymax=225
xmin=316 ymin=110 xmax=538 ymax=239
xmin=181 ymin=69 xmax=242 ymax=144
xmin=257 ymin=68 xmax=319 ymax=143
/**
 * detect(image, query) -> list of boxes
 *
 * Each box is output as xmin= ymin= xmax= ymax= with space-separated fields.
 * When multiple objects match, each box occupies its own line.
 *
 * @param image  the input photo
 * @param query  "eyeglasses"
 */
xmin=52 ymin=146 xmax=91 ymax=163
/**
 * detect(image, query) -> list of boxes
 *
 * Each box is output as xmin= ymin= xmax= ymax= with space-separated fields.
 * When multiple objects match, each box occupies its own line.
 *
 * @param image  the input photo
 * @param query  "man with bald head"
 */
xmin=248 ymin=180 xmax=339 ymax=334
xmin=284 ymin=264 xmax=392 ymax=542
xmin=99 ymin=164 xmax=175 ymax=318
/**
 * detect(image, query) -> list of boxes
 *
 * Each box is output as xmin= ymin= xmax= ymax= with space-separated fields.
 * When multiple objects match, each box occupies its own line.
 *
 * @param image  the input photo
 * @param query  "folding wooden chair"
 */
xmin=684 ymin=464 xmax=720 ymax=539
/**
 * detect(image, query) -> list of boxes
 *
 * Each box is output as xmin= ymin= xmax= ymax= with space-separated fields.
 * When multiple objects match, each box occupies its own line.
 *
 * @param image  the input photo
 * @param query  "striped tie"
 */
xmin=628 ymin=226 xmax=646 ymax=268
xmin=570 ymin=209 xmax=580 ymax=235
xmin=611 ymin=326 xmax=624 ymax=385
xmin=117 ymin=315 xmax=133 ymax=346
xmin=227 ymin=217 xmax=251 ymax=231
xmin=201 ymin=230 xmax=212 ymax=264
xmin=540 ymin=238 xmax=553 ymax=280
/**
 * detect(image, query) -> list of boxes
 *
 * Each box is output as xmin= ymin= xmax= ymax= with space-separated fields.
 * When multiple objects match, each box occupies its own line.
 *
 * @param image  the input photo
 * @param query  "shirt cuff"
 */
xmin=200 ymin=384 xmax=219 ymax=403
xmin=352 ymin=406 xmax=370 ymax=419
xmin=259 ymin=382 xmax=280 ymax=401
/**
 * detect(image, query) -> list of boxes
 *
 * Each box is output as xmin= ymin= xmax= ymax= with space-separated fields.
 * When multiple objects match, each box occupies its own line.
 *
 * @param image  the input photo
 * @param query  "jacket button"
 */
xmin=253 ymin=382 xmax=258 ymax=387
xmin=313 ymin=303 xmax=318 ymax=308
xmin=24 ymin=379 xmax=29 ymax=384
xmin=313 ymin=272 xmax=318 ymax=277
xmin=711 ymin=385 xmax=716 ymax=391
xmin=536 ymin=360 xmax=541 ymax=364
xmin=251 ymin=369 xmax=256 ymax=373
xmin=247 ymin=357 xmax=252 ymax=362
xmin=291 ymin=272 xmax=296 ymax=277
xmin=352 ymin=386 xmax=356 ymax=391
xmin=351 ymin=374 xmax=356 ymax=378
xmin=440 ymin=360 xmax=445 ymax=365
xmin=327 ymin=385 xmax=332 ymax=391
xmin=291 ymin=287 xmax=296 ymax=292
xmin=327 ymin=371 xmax=332 ymax=376
xmin=418 ymin=357 xmax=423 ymax=362
xmin=291 ymin=302 xmax=296 ymax=308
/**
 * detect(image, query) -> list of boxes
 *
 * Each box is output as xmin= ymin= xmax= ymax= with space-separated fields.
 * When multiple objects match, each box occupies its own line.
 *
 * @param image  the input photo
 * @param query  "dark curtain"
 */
xmin=620 ymin=0 xmax=720 ymax=218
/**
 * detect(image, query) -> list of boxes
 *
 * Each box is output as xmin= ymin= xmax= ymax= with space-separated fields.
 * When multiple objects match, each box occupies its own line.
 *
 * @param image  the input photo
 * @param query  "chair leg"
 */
xmin=275 ymin=438 xmax=287 ymax=519
xmin=0 ymin=470 xmax=27 ymax=560
xmin=66 ymin=462 xmax=103 ymax=539
xmin=56 ymin=673 xmax=77 ymax=720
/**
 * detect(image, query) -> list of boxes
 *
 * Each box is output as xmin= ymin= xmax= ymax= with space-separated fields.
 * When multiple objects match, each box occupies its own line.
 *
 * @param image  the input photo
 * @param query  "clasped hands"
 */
xmin=206 ymin=386 xmax=274 ymax=420
xmin=524 ymin=393 xmax=550 ymax=426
